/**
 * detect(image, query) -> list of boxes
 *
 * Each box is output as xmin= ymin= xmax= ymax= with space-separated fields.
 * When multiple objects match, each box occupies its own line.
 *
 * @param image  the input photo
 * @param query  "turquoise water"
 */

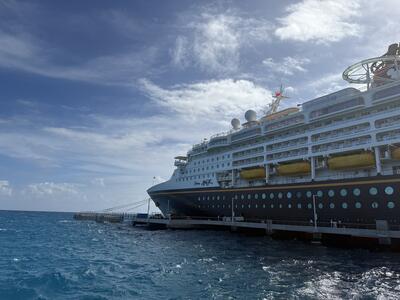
xmin=1 ymin=211 xmax=400 ymax=299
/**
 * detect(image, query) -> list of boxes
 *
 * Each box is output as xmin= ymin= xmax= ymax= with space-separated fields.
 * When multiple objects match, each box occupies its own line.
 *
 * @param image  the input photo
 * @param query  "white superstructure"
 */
xmin=159 ymin=44 xmax=400 ymax=192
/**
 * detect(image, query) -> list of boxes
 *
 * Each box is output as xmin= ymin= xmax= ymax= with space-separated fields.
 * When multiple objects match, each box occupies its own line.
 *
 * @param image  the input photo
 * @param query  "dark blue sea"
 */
xmin=1 ymin=211 xmax=400 ymax=299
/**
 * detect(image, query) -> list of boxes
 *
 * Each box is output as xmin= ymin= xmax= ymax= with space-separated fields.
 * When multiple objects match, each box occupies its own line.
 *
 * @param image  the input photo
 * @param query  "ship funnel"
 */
xmin=244 ymin=110 xmax=257 ymax=122
xmin=231 ymin=118 xmax=240 ymax=129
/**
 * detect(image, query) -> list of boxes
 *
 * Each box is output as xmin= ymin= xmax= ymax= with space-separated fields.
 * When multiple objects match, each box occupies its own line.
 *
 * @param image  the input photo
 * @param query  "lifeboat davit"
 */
xmin=240 ymin=167 xmax=266 ymax=180
xmin=276 ymin=162 xmax=311 ymax=176
xmin=328 ymin=152 xmax=375 ymax=170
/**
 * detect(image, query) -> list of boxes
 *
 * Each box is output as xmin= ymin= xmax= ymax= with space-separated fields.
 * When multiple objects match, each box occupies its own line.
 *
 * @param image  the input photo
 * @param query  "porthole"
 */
xmin=372 ymin=202 xmax=378 ymax=208
xmin=223 ymin=196 xmax=225 ymax=200
xmin=248 ymin=204 xmax=251 ymax=208
xmin=297 ymin=203 xmax=302 ymax=209
xmin=207 ymin=196 xmax=210 ymax=200
xmin=355 ymin=202 xmax=362 ymax=209
xmin=317 ymin=190 xmax=323 ymax=197
xmin=318 ymin=203 xmax=323 ymax=209
xmin=340 ymin=189 xmax=347 ymax=197
xmin=198 ymin=197 xmax=201 ymax=201
xmin=388 ymin=202 xmax=395 ymax=209
xmin=306 ymin=191 xmax=312 ymax=198
xmin=296 ymin=191 xmax=302 ymax=198
xmin=247 ymin=194 xmax=251 ymax=200
xmin=255 ymin=204 xmax=258 ymax=208
xmin=217 ymin=196 xmax=220 ymax=200
xmin=385 ymin=186 xmax=394 ymax=195
xmin=235 ymin=195 xmax=238 ymax=200
xmin=329 ymin=203 xmax=335 ymax=209
xmin=235 ymin=204 xmax=238 ymax=208
xmin=262 ymin=193 xmax=266 ymax=199
xmin=255 ymin=194 xmax=259 ymax=199
xmin=271 ymin=204 xmax=274 ymax=208
xmin=241 ymin=194 xmax=245 ymax=200
xmin=241 ymin=204 xmax=244 ymax=208
xmin=288 ymin=204 xmax=292 ymax=208
xmin=328 ymin=190 xmax=335 ymax=197
xmin=279 ymin=204 xmax=282 ymax=208
xmin=270 ymin=193 xmax=274 ymax=199
xmin=369 ymin=187 xmax=378 ymax=196
xmin=353 ymin=188 xmax=361 ymax=196
xmin=287 ymin=192 xmax=292 ymax=199
xmin=263 ymin=204 xmax=266 ymax=208
xmin=342 ymin=202 xmax=348 ymax=209
xmin=278 ymin=192 xmax=283 ymax=199
xmin=307 ymin=203 xmax=312 ymax=209
xmin=212 ymin=196 xmax=215 ymax=201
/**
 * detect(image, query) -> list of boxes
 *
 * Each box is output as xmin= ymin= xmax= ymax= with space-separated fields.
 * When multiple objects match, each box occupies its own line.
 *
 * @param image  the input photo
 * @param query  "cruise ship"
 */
xmin=148 ymin=44 xmax=400 ymax=231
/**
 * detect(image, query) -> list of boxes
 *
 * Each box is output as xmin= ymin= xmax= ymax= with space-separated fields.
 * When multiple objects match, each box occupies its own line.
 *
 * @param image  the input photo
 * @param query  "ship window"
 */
xmin=241 ymin=194 xmax=244 ymax=200
xmin=262 ymin=193 xmax=266 ymax=199
xmin=223 ymin=196 xmax=225 ymax=200
xmin=328 ymin=190 xmax=335 ymax=197
xmin=340 ymin=189 xmax=347 ymax=197
xmin=279 ymin=204 xmax=282 ymax=208
xmin=278 ymin=192 xmax=283 ymax=199
xmin=207 ymin=196 xmax=210 ymax=200
xmin=317 ymin=190 xmax=323 ymax=197
xmin=296 ymin=192 xmax=302 ymax=198
xmin=271 ymin=204 xmax=274 ymax=208
xmin=369 ymin=187 xmax=378 ymax=195
xmin=217 ymin=196 xmax=220 ymax=200
xmin=248 ymin=194 xmax=251 ymax=200
xmin=288 ymin=204 xmax=292 ymax=208
xmin=388 ymin=201 xmax=395 ymax=209
xmin=297 ymin=203 xmax=302 ymax=209
xmin=255 ymin=194 xmax=259 ymax=199
xmin=307 ymin=203 xmax=312 ymax=209
xmin=235 ymin=195 xmax=238 ymax=200
xmin=287 ymin=192 xmax=292 ymax=199
xmin=212 ymin=196 xmax=215 ymax=200
xmin=385 ymin=186 xmax=394 ymax=195
xmin=241 ymin=204 xmax=244 ymax=208
xmin=255 ymin=204 xmax=258 ymax=208
xmin=372 ymin=202 xmax=379 ymax=208
xmin=263 ymin=204 xmax=266 ymax=208
xmin=329 ymin=203 xmax=335 ymax=209
xmin=198 ymin=197 xmax=201 ymax=201
xmin=353 ymin=188 xmax=361 ymax=196
xmin=235 ymin=204 xmax=238 ymax=208
xmin=342 ymin=202 xmax=348 ymax=209
xmin=306 ymin=191 xmax=312 ymax=198
xmin=318 ymin=203 xmax=323 ymax=209
xmin=222 ymin=204 xmax=225 ymax=208
xmin=355 ymin=202 xmax=362 ymax=208
xmin=248 ymin=204 xmax=251 ymax=208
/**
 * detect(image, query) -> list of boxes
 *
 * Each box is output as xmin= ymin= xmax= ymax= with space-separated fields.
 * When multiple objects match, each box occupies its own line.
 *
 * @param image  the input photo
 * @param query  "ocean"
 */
xmin=1 ymin=211 xmax=400 ymax=299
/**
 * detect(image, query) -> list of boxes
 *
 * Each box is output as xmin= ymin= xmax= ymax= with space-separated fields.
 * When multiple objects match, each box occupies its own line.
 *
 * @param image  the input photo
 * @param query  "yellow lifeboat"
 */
xmin=276 ymin=162 xmax=311 ymax=176
xmin=392 ymin=148 xmax=400 ymax=160
xmin=328 ymin=152 xmax=375 ymax=170
xmin=240 ymin=167 xmax=266 ymax=180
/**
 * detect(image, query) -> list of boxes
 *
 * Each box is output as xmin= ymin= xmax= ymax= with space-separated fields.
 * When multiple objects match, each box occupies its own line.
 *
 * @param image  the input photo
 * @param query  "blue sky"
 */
xmin=0 ymin=0 xmax=398 ymax=212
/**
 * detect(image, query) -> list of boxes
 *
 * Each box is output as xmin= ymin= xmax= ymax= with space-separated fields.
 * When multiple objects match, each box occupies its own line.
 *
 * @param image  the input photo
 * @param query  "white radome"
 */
xmin=245 ymin=110 xmax=257 ymax=122
xmin=231 ymin=118 xmax=240 ymax=129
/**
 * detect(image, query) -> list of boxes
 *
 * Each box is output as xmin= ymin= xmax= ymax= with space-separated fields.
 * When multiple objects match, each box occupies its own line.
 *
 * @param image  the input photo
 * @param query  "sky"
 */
xmin=0 ymin=0 xmax=398 ymax=212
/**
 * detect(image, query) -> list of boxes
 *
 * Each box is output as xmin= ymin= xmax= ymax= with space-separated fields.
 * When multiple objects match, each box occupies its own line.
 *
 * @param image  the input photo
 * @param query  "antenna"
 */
xmin=264 ymin=84 xmax=289 ymax=115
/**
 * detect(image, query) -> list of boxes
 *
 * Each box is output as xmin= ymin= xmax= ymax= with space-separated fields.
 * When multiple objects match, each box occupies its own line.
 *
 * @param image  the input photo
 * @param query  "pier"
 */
xmin=73 ymin=210 xmax=400 ymax=249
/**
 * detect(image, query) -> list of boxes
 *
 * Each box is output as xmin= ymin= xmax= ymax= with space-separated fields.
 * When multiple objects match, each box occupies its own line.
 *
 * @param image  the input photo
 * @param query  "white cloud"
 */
xmin=0 ymin=29 xmax=159 ymax=86
xmin=27 ymin=182 xmax=80 ymax=196
xmin=139 ymin=78 xmax=272 ymax=119
xmin=275 ymin=0 xmax=362 ymax=43
xmin=0 ymin=180 xmax=12 ymax=196
xmin=172 ymin=11 xmax=272 ymax=74
xmin=262 ymin=56 xmax=310 ymax=75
